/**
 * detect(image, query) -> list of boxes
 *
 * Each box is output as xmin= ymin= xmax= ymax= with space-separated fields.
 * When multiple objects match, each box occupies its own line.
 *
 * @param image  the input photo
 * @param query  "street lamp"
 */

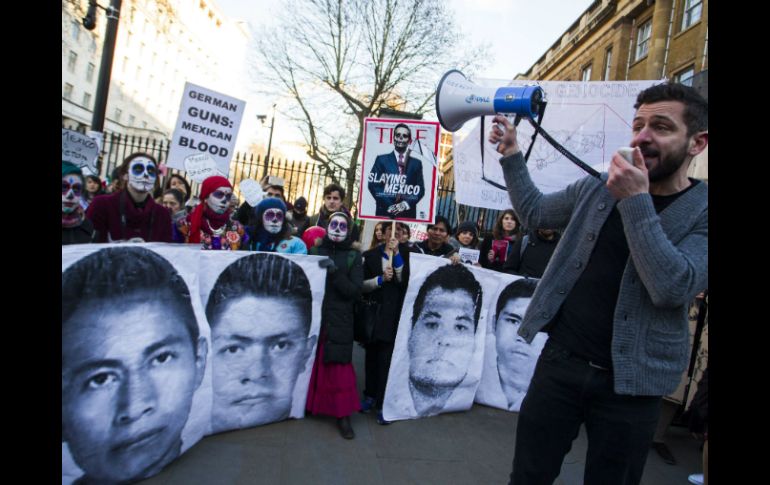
xmin=257 ymin=104 xmax=276 ymax=179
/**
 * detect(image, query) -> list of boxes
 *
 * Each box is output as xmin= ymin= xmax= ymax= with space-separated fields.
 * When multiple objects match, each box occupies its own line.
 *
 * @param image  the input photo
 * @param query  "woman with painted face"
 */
xmin=306 ymin=212 xmax=364 ymax=439
xmin=62 ymin=162 xmax=95 ymax=245
xmin=246 ymin=197 xmax=307 ymax=254
xmin=85 ymin=153 xmax=172 ymax=243
xmin=180 ymin=176 xmax=248 ymax=250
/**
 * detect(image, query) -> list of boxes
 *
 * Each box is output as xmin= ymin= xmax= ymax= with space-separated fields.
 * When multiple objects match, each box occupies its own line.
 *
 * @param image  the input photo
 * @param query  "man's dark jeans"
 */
xmin=509 ymin=340 xmax=662 ymax=485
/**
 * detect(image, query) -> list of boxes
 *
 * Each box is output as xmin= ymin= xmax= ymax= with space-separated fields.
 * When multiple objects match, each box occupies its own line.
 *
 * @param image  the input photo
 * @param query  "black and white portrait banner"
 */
xmin=62 ymin=243 xmax=325 ymax=485
xmin=474 ymin=275 xmax=548 ymax=412
xmin=382 ymin=254 xmax=502 ymax=421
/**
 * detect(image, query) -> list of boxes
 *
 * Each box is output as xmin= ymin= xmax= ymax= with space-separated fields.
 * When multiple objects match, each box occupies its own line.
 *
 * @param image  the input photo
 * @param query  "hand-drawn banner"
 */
xmin=453 ymin=80 xmax=658 ymax=209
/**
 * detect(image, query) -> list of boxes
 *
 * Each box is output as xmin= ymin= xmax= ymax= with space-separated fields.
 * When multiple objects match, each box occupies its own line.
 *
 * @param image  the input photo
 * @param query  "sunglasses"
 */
xmin=329 ymin=219 xmax=348 ymax=232
xmin=130 ymin=162 xmax=157 ymax=177
xmin=211 ymin=190 xmax=233 ymax=201
xmin=263 ymin=209 xmax=284 ymax=223
xmin=62 ymin=181 xmax=83 ymax=197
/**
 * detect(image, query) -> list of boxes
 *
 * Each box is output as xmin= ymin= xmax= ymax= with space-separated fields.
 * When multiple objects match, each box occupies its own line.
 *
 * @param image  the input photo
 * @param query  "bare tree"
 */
xmin=256 ymin=0 xmax=487 ymax=207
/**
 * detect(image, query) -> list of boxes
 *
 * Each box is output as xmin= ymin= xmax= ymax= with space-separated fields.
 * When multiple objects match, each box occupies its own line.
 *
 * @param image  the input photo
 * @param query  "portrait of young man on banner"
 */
xmin=475 ymin=276 xmax=548 ymax=412
xmin=382 ymin=254 xmax=497 ymax=422
xmin=358 ymin=118 xmax=440 ymax=224
xmin=62 ymin=245 xmax=210 ymax=485
xmin=198 ymin=251 xmax=325 ymax=434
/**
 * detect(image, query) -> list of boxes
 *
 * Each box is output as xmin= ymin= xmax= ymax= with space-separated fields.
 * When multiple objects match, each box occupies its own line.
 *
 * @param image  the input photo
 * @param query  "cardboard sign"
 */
xmin=458 ymin=248 xmax=480 ymax=265
xmin=184 ymin=153 xmax=221 ymax=183
xmin=358 ymin=118 xmax=440 ymax=224
xmin=167 ymin=82 xmax=246 ymax=177
xmin=62 ymin=129 xmax=99 ymax=173
xmin=239 ymin=178 xmax=265 ymax=206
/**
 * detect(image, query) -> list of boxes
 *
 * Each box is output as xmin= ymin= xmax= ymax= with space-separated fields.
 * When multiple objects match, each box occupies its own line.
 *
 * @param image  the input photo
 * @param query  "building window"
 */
xmin=128 ymin=114 xmax=136 ymax=126
xmin=71 ymin=20 xmax=80 ymax=41
xmin=122 ymin=56 xmax=129 ymax=73
xmin=635 ymin=19 xmax=652 ymax=61
xmin=581 ymin=64 xmax=592 ymax=82
xmin=63 ymin=83 xmax=74 ymax=100
xmin=82 ymin=92 xmax=91 ymax=108
xmin=674 ymin=66 xmax=695 ymax=86
xmin=603 ymin=47 xmax=613 ymax=80
xmin=682 ymin=0 xmax=702 ymax=30
xmin=86 ymin=63 xmax=95 ymax=83
xmin=114 ymin=108 xmax=122 ymax=123
xmin=68 ymin=51 xmax=78 ymax=73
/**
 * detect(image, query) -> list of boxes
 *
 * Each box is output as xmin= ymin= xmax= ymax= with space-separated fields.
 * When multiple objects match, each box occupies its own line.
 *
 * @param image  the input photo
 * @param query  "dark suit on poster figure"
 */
xmin=367 ymin=123 xmax=425 ymax=219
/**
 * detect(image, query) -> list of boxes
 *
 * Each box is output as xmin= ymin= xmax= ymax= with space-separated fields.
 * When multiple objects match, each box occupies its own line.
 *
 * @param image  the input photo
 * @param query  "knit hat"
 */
xmin=254 ymin=196 xmax=287 ymax=222
xmin=456 ymin=220 xmax=478 ymax=238
xmin=293 ymin=196 xmax=308 ymax=211
xmin=62 ymin=161 xmax=83 ymax=179
xmin=199 ymin=175 xmax=232 ymax=202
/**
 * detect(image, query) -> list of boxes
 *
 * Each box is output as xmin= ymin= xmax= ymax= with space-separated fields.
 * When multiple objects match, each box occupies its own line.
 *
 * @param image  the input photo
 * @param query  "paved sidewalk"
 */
xmin=139 ymin=345 xmax=703 ymax=485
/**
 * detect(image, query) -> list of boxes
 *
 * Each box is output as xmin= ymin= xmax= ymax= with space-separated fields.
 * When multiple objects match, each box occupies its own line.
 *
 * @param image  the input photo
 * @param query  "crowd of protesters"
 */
xmin=62 ymin=81 xmax=709 ymax=484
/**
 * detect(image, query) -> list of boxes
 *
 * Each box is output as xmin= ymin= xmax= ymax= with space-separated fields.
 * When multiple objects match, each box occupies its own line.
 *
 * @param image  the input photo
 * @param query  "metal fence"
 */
xmin=61 ymin=127 xmax=501 ymax=234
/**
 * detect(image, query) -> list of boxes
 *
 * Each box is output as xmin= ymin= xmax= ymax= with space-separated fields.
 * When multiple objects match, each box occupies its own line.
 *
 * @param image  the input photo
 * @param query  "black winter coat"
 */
xmin=362 ymin=244 xmax=410 ymax=343
xmin=312 ymin=244 xmax=363 ymax=364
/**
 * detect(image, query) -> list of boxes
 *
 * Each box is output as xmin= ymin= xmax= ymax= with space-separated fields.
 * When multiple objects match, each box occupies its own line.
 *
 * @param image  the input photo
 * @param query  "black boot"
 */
xmin=337 ymin=416 xmax=355 ymax=439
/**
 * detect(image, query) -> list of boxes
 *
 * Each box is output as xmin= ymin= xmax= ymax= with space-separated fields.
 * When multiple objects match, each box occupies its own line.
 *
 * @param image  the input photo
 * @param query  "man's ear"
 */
xmin=299 ymin=334 xmax=318 ymax=373
xmin=688 ymin=131 xmax=708 ymax=157
xmin=194 ymin=336 xmax=208 ymax=390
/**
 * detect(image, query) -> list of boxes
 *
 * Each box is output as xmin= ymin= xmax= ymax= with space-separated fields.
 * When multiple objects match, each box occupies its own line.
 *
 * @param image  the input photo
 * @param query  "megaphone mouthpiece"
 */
xmin=435 ymin=70 xmax=544 ymax=132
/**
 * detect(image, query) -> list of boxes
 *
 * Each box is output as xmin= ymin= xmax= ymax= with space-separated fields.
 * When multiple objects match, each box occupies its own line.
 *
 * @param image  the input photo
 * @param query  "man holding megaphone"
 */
xmin=487 ymin=82 xmax=708 ymax=485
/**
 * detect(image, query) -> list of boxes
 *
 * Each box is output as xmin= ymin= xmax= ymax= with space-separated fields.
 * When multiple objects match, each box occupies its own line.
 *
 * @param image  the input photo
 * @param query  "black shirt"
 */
xmin=548 ymin=181 xmax=699 ymax=368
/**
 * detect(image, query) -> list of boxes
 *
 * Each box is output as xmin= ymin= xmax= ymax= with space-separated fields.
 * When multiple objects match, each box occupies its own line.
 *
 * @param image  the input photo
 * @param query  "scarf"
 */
xmin=62 ymin=205 xmax=85 ymax=229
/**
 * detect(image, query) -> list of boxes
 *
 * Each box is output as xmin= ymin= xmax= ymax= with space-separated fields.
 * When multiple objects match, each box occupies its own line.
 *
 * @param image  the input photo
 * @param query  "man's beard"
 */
xmin=642 ymin=141 xmax=689 ymax=183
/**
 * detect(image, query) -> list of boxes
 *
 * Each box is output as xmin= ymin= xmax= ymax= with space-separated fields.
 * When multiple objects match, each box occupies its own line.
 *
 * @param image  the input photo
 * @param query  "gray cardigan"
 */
xmin=500 ymin=152 xmax=708 ymax=396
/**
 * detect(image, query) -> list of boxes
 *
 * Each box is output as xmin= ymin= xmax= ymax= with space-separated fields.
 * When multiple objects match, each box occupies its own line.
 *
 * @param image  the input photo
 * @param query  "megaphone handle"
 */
xmin=513 ymin=114 xmax=523 ymax=127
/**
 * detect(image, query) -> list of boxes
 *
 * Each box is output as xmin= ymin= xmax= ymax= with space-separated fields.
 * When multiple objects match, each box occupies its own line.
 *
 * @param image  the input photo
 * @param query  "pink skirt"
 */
xmin=305 ymin=330 xmax=361 ymax=418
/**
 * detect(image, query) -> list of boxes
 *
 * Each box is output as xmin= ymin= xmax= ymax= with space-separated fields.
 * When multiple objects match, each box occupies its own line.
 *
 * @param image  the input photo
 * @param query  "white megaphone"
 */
xmin=435 ymin=70 xmax=545 ymax=132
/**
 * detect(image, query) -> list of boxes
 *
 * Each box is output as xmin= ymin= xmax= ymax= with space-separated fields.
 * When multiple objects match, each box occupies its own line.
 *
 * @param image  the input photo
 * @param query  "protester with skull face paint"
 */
xmin=306 ymin=212 xmax=364 ymax=439
xmin=181 ymin=176 xmax=248 ymax=250
xmin=86 ymin=153 xmax=172 ymax=242
xmin=62 ymin=162 xmax=95 ymax=245
xmin=247 ymin=197 xmax=307 ymax=254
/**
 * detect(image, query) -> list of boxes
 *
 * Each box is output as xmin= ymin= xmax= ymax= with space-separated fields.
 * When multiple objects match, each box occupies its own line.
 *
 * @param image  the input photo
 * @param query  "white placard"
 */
xmin=453 ymin=80 xmax=659 ymax=210
xmin=183 ymin=153 xmax=222 ymax=183
xmin=167 ymin=82 xmax=246 ymax=178
xmin=62 ymin=129 xmax=99 ymax=173
xmin=239 ymin=178 xmax=265 ymax=206
xmin=458 ymin=248 xmax=480 ymax=265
